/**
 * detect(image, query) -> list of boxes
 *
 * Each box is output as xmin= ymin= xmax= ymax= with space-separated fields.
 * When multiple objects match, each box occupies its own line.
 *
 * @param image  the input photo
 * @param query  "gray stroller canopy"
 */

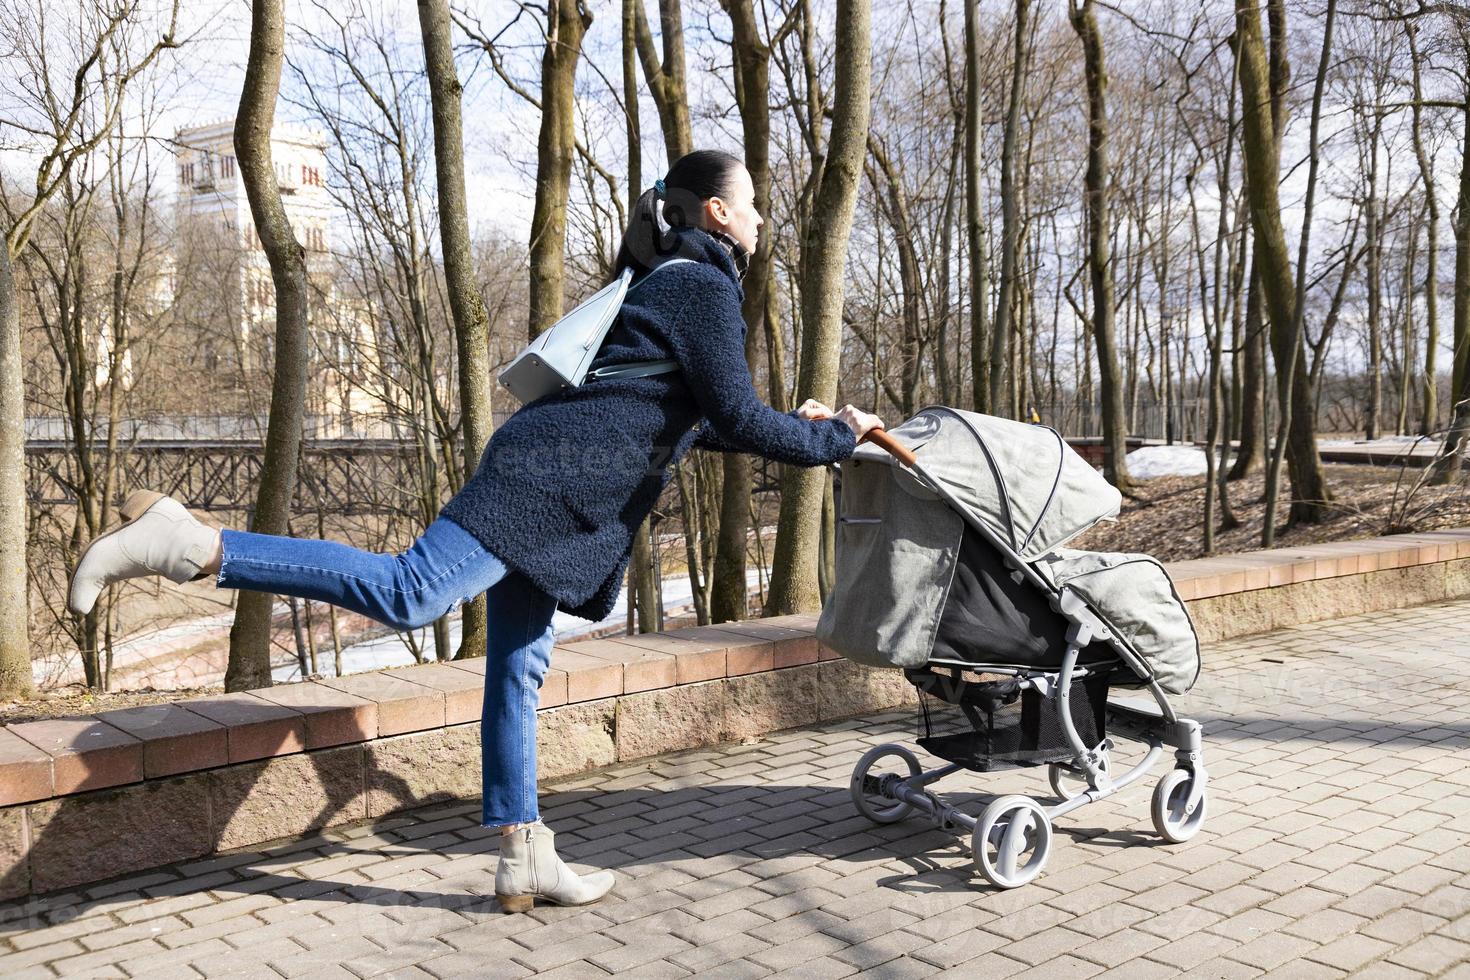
xmin=848 ymin=408 xmax=1122 ymax=559
xmin=821 ymin=407 xmax=1201 ymax=694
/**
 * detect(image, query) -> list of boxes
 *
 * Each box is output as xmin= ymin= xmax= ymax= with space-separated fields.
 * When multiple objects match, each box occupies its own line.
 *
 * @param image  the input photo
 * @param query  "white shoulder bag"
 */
xmin=497 ymin=257 xmax=695 ymax=405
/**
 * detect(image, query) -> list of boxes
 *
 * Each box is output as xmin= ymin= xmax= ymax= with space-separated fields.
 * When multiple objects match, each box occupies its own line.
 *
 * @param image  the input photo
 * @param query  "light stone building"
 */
xmin=174 ymin=119 xmax=385 ymax=435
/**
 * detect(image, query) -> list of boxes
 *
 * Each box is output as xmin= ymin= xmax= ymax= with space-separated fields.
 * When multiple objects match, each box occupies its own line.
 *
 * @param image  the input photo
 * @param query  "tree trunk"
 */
xmin=765 ymin=0 xmax=871 ymax=615
xmin=711 ymin=0 xmax=776 ymax=623
xmin=631 ymin=0 xmax=695 ymax=630
xmin=1229 ymin=260 xmax=1266 ymax=479
xmin=965 ymin=0 xmax=991 ymax=413
xmin=618 ymin=0 xmax=660 ymax=631
xmin=1456 ymin=90 xmax=1470 ymax=416
xmin=867 ymin=136 xmax=923 ymax=416
xmin=1231 ymin=0 xmax=1290 ymax=482
xmin=419 ymin=0 xmax=492 ymax=660
xmin=990 ymin=0 xmax=1029 ymax=416
xmin=1235 ymin=0 xmax=1331 ymax=530
xmin=1364 ymin=112 xmax=1383 ymax=440
xmin=1407 ymin=20 xmax=1439 ymax=434
xmin=226 ymin=0 xmax=312 ymax=691
xmin=528 ymin=0 xmax=592 ymax=338
xmin=1433 ymin=86 xmax=1470 ymax=482
xmin=633 ymin=0 xmax=694 ymax=162
xmin=765 ymin=280 xmax=790 ymax=412
xmin=1069 ymin=0 xmax=1130 ymax=490
xmin=0 ymin=245 xmax=29 ymax=699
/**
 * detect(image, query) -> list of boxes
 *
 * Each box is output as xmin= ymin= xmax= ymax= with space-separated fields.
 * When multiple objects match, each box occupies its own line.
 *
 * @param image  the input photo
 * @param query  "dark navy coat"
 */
xmin=440 ymin=225 xmax=857 ymax=621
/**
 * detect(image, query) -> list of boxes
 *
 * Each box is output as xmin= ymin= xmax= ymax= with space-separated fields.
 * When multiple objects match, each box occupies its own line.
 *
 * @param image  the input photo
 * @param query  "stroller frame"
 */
xmin=846 ymin=432 xmax=1209 ymax=889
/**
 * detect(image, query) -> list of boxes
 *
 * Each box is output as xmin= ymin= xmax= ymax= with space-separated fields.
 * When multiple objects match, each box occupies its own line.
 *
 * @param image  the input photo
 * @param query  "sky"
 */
xmin=0 ymin=0 xmax=548 ymax=244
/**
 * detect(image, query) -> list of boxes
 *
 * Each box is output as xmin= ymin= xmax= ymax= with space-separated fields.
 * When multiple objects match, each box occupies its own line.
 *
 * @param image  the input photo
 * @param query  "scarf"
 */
xmin=705 ymin=228 xmax=752 ymax=284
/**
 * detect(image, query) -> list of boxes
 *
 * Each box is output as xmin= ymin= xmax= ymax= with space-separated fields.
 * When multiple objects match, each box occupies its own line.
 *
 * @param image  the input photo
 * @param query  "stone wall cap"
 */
xmin=7 ymin=716 xmax=142 ymax=795
xmin=95 ymin=703 xmax=228 ymax=779
xmin=7 ymin=526 xmax=1469 ymax=809
xmin=180 ymin=692 xmax=305 ymax=763
xmin=251 ymin=682 xmax=378 ymax=748
xmin=323 ymin=672 xmax=445 ymax=736
xmin=0 ymin=726 xmax=54 ymax=805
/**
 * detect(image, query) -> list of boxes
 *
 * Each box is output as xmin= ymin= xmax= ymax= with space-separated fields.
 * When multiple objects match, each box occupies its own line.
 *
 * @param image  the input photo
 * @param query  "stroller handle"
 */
xmin=858 ymin=427 xmax=916 ymax=467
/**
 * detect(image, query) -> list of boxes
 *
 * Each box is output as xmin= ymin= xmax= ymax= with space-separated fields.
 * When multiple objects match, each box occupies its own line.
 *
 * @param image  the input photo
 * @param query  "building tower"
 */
xmin=175 ymin=119 xmax=380 ymax=435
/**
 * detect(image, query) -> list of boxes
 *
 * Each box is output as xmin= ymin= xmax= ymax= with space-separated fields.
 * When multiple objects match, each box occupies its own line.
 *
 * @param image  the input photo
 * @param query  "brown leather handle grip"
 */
xmin=858 ymin=427 xmax=916 ymax=467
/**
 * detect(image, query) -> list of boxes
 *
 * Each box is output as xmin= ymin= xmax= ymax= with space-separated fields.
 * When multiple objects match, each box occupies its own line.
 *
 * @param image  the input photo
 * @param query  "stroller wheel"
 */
xmin=1152 ymin=768 xmax=1207 ymax=843
xmin=972 ymin=796 xmax=1052 ymax=889
xmin=1048 ymin=745 xmax=1111 ymax=801
xmin=850 ymin=744 xmax=921 ymax=824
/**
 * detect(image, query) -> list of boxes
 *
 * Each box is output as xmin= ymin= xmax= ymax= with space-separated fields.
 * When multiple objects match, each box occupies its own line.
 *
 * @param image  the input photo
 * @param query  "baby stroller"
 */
xmin=816 ymin=407 xmax=1207 ymax=889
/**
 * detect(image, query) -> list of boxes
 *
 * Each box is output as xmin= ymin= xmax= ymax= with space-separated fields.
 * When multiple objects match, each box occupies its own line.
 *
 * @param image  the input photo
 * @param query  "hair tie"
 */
xmin=654 ymin=178 xmax=666 ymax=197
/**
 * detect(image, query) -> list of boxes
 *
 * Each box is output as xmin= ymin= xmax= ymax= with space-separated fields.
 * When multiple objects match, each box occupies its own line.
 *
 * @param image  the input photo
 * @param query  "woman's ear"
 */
xmin=703 ymin=195 xmax=729 ymax=230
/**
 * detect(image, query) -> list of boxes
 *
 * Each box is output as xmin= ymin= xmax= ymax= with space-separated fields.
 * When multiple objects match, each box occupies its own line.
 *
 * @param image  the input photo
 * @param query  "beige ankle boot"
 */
xmin=494 ymin=820 xmax=615 ymax=912
xmin=67 ymin=491 xmax=219 ymax=616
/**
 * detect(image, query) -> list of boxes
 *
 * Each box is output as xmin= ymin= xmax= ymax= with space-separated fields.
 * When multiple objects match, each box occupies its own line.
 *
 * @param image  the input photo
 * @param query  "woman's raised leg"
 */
xmin=217 ymin=515 xmax=509 ymax=632
xmin=69 ymin=492 xmax=509 ymax=629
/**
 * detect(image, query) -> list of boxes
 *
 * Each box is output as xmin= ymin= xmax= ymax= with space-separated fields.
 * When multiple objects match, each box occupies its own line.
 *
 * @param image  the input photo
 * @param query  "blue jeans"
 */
xmin=216 ymin=517 xmax=556 ymax=827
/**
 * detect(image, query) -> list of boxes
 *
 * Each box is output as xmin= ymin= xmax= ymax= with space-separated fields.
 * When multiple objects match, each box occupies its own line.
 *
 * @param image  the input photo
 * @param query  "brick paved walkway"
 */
xmin=3 ymin=600 xmax=1469 ymax=979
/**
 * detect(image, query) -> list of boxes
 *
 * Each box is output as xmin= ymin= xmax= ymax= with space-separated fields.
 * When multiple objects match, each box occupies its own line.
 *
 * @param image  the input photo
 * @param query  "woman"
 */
xmin=67 ymin=149 xmax=884 ymax=912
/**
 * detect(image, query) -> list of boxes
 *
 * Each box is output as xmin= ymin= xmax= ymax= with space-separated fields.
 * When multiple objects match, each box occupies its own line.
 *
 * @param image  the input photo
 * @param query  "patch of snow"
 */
xmin=1125 ymin=445 xmax=1209 ymax=479
xmin=1318 ymin=435 xmax=1425 ymax=447
xmin=35 ymin=609 xmax=238 ymax=687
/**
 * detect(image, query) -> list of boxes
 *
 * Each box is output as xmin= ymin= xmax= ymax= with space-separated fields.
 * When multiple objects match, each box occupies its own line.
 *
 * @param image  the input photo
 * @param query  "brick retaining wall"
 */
xmin=3 ymin=528 xmax=1468 ymax=898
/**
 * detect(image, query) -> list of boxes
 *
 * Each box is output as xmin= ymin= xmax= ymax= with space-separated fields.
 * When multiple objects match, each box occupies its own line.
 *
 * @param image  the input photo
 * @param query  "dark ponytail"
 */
xmin=612 ymin=149 xmax=744 ymax=282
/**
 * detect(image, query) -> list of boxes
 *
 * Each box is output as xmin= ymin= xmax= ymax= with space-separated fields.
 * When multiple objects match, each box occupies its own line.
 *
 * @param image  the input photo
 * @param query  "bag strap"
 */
xmin=586 ymin=359 xmax=679 ymax=381
xmin=625 ymin=256 xmax=695 ymax=296
xmin=585 ymin=257 xmax=697 ymax=383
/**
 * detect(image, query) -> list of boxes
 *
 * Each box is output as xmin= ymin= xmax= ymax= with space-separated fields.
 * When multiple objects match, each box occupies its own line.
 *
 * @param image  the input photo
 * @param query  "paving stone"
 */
xmin=1387 ymin=934 xmax=1470 ymax=974
xmin=667 ymin=931 xmax=771 ymax=972
xmin=509 ymin=931 xmax=623 ymax=974
xmin=420 ymin=947 xmax=534 ymax=979
xmin=1070 ymin=927 xmax=1168 ymax=968
xmin=0 ymin=937 xmax=85 ymax=971
xmin=7 ymin=600 xmax=1470 ymax=977
xmin=1304 ymin=933 xmax=1396 ymax=972
xmin=746 ymin=931 xmax=851 ymax=971
xmin=1222 ymin=931 xmax=1321 ymax=971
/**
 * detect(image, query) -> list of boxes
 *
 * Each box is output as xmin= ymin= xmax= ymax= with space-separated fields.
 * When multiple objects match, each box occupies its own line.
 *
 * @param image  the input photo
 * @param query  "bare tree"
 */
xmin=989 ymin=0 xmax=1030 ymax=417
xmin=1405 ymin=11 xmax=1440 ymax=431
xmin=766 ymin=0 xmax=873 ymax=615
xmin=1433 ymin=45 xmax=1470 ymax=476
xmin=527 ymin=0 xmax=592 ymax=339
xmin=632 ymin=0 xmax=692 ymax=161
xmin=1068 ymin=0 xmax=1130 ymax=490
xmin=419 ymin=0 xmax=492 ymax=658
xmin=22 ymin=104 xmax=173 ymax=688
xmin=965 ymin=0 xmax=992 ymax=414
xmin=1236 ymin=0 xmax=1333 ymax=537
xmin=710 ymin=0 xmax=796 ymax=623
xmin=0 ymin=0 xmax=179 ymax=698
xmin=225 ymin=0 xmax=310 ymax=691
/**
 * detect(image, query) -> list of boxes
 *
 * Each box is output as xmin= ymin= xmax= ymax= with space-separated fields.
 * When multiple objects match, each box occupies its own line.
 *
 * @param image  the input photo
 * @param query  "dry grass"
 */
xmin=1073 ymin=462 xmax=1470 ymax=562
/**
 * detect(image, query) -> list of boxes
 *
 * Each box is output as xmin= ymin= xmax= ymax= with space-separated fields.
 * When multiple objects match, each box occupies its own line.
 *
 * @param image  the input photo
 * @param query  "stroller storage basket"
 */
xmin=906 ymin=665 xmax=1109 ymax=772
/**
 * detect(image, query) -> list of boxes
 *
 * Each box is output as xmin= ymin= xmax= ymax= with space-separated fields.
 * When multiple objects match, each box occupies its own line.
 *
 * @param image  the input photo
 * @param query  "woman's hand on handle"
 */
xmin=834 ymin=404 xmax=884 ymax=440
xmin=794 ymin=397 xmax=835 ymax=421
